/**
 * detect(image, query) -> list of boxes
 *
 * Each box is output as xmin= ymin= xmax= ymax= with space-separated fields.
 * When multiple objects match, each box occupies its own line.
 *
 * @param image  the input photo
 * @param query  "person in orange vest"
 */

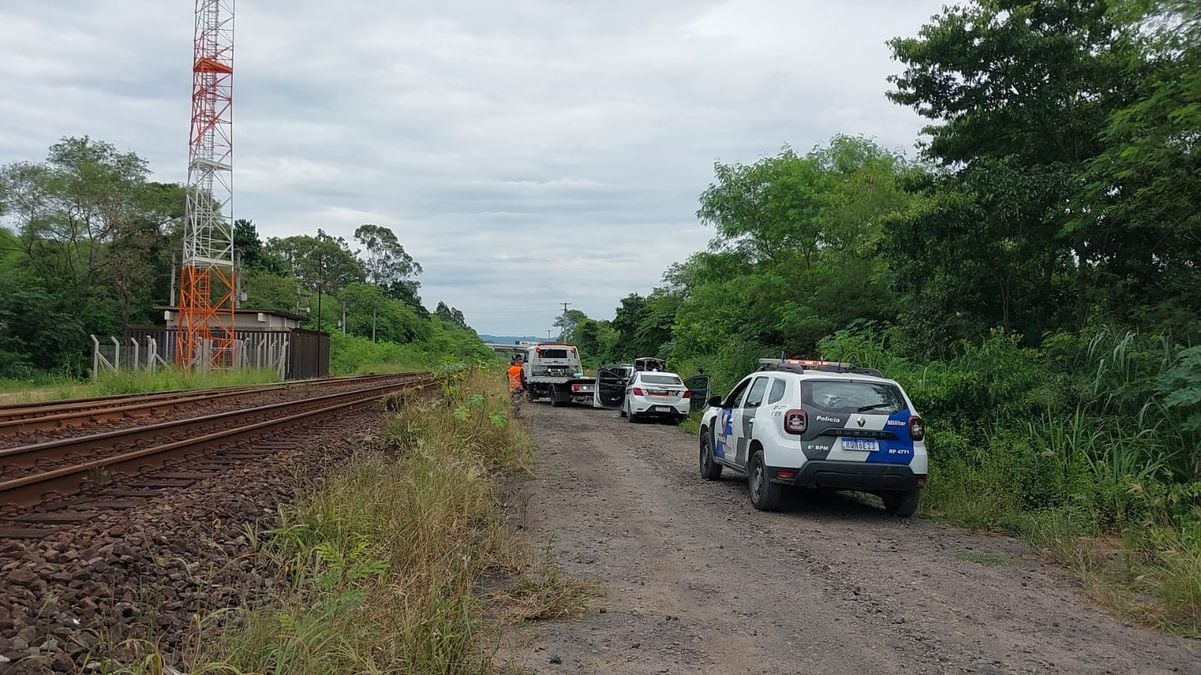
xmin=506 ymin=355 xmax=525 ymax=394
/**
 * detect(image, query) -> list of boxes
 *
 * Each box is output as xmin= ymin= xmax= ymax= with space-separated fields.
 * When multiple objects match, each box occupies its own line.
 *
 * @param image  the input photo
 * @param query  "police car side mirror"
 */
xmin=708 ymin=396 xmax=723 ymax=408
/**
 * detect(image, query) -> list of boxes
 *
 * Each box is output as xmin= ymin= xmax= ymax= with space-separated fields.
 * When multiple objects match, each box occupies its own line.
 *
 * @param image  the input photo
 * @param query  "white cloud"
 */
xmin=0 ymin=0 xmax=942 ymax=335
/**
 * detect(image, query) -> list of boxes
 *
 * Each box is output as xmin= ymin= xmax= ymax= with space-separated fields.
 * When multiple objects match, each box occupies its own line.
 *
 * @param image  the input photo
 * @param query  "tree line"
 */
xmin=571 ymin=0 xmax=1200 ymax=378
xmin=562 ymin=0 xmax=1201 ymax=628
xmin=0 ymin=140 xmax=481 ymax=377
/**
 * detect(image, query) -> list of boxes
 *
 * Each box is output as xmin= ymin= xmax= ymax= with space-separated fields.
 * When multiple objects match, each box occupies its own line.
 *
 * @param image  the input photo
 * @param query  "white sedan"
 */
xmin=620 ymin=371 xmax=691 ymax=424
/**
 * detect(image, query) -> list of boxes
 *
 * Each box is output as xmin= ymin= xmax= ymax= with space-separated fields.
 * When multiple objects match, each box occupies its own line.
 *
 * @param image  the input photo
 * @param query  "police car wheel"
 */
xmin=627 ymin=409 xmax=638 ymax=423
xmin=748 ymin=449 xmax=783 ymax=511
xmin=882 ymin=490 xmax=920 ymax=518
xmin=699 ymin=432 xmax=722 ymax=481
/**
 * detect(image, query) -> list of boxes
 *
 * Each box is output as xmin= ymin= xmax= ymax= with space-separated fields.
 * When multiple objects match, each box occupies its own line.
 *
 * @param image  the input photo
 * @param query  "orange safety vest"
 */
xmin=507 ymin=364 xmax=524 ymax=391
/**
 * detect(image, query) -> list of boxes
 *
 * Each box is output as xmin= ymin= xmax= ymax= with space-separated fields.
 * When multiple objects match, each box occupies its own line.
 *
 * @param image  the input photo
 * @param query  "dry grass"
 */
xmin=490 ymin=545 xmax=600 ymax=622
xmin=177 ymin=367 xmax=593 ymax=674
xmin=1021 ymin=521 xmax=1201 ymax=637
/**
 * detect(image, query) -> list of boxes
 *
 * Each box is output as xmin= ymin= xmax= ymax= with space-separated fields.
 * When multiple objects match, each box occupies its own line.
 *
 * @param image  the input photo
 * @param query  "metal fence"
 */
xmin=91 ymin=328 xmax=330 ymax=380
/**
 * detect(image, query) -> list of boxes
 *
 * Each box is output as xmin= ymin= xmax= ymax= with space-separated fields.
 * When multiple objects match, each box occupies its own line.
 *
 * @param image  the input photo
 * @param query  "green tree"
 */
xmin=669 ymin=138 xmax=909 ymax=368
xmin=554 ymin=308 xmax=588 ymax=342
xmin=698 ymin=148 xmax=828 ymax=266
xmin=0 ymin=137 xmax=159 ymax=317
xmin=353 ymin=224 xmax=422 ymax=299
xmin=1080 ymin=0 xmax=1201 ymax=333
xmin=434 ymin=301 xmax=468 ymax=329
xmin=885 ymin=0 xmax=1161 ymax=336
xmin=340 ymin=282 xmax=429 ymax=344
xmin=264 ymin=230 xmax=364 ymax=331
xmin=234 ymin=219 xmax=269 ymax=272
xmin=241 ymin=268 xmax=302 ymax=314
xmin=0 ymin=280 xmax=85 ymax=375
xmin=0 ymin=137 xmax=185 ymax=370
xmin=610 ymin=294 xmax=649 ymax=358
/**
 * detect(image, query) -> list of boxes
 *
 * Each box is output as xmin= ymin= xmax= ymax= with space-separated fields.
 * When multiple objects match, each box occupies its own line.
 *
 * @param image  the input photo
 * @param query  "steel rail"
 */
xmin=0 ymin=373 xmax=414 ymax=423
xmin=0 ymin=376 xmax=430 ymax=473
xmin=0 ymin=375 xmax=436 ymax=510
xmin=0 ymin=373 xmax=419 ymax=435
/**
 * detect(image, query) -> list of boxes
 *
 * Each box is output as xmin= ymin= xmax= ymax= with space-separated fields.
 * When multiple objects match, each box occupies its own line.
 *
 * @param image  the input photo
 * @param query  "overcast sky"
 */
xmin=0 ymin=0 xmax=943 ymax=336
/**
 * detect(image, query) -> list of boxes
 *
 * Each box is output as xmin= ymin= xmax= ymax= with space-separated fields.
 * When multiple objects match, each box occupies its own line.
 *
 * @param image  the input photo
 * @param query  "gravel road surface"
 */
xmin=501 ymin=402 xmax=1197 ymax=674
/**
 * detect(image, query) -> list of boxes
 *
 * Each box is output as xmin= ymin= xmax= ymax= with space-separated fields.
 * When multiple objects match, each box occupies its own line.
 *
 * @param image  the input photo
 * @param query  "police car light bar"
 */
xmin=758 ymin=358 xmax=854 ymax=368
xmin=757 ymin=358 xmax=884 ymax=378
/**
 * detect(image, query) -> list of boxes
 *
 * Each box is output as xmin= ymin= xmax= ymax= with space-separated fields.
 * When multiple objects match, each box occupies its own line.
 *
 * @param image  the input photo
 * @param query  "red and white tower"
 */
xmin=178 ymin=0 xmax=236 ymax=369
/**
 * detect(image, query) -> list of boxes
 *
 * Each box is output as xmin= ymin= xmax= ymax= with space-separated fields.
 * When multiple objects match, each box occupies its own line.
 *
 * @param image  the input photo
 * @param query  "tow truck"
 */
xmin=522 ymin=342 xmax=596 ymax=407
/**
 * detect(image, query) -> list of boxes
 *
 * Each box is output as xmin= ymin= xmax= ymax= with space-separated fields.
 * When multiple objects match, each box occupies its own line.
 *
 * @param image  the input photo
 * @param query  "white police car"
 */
xmin=697 ymin=359 xmax=927 ymax=516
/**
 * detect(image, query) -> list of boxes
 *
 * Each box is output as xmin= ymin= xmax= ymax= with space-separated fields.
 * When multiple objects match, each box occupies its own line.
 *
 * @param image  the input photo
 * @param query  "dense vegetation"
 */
xmin=240 ymin=222 xmax=490 ymax=373
xmin=567 ymin=0 xmax=1201 ymax=630
xmin=0 ymin=142 xmax=489 ymax=378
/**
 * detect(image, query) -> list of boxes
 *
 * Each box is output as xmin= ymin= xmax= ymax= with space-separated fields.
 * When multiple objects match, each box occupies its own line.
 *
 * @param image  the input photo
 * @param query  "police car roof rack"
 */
xmin=756 ymin=358 xmax=884 ymax=378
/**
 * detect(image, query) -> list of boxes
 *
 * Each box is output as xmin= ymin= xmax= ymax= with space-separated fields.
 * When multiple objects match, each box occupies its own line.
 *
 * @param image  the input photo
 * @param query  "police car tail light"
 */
xmin=632 ymin=387 xmax=645 ymax=396
xmin=908 ymin=415 xmax=925 ymax=441
xmin=783 ymin=409 xmax=807 ymax=435
xmin=682 ymin=390 xmax=691 ymax=399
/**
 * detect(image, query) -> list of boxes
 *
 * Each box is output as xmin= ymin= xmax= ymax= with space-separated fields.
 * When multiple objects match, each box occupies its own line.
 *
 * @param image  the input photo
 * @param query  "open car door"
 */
xmin=683 ymin=375 xmax=711 ymax=411
xmin=594 ymin=368 xmax=626 ymax=408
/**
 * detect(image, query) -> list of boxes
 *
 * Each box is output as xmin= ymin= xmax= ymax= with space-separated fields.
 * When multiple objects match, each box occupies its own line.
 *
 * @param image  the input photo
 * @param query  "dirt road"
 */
xmin=501 ymin=402 xmax=1197 ymax=674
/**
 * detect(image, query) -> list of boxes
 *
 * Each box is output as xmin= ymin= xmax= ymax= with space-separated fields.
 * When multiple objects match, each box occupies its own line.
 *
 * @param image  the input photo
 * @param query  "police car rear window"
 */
xmin=641 ymin=375 xmax=683 ymax=386
xmin=538 ymin=349 xmax=569 ymax=359
xmin=801 ymin=380 xmax=905 ymax=414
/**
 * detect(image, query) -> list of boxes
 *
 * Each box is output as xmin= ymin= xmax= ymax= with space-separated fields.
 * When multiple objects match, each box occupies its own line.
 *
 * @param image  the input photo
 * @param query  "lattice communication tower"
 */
xmin=177 ymin=0 xmax=236 ymax=369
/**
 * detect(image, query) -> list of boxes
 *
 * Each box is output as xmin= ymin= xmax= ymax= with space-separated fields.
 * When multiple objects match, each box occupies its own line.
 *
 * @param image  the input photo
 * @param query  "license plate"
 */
xmin=841 ymin=438 xmax=879 ymax=452
xmin=654 ymin=405 xmax=675 ymax=413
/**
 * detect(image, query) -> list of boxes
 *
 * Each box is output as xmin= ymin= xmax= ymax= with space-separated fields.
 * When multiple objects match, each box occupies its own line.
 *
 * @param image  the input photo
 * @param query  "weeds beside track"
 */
xmin=186 ymin=367 xmax=592 ymax=674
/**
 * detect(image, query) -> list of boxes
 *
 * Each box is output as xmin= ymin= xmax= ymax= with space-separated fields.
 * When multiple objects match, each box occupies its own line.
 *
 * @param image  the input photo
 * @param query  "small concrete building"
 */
xmin=156 ymin=306 xmax=306 ymax=331
xmin=125 ymin=306 xmax=328 ymax=379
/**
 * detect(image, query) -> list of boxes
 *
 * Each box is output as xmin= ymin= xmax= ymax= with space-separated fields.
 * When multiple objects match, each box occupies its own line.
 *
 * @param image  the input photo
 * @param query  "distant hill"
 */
xmin=479 ymin=334 xmax=543 ymax=345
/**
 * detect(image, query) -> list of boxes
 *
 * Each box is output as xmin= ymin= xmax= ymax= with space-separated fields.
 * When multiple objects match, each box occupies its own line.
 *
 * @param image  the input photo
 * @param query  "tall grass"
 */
xmin=190 ymin=368 xmax=590 ymax=674
xmin=820 ymin=326 xmax=1201 ymax=634
xmin=91 ymin=368 xmax=282 ymax=396
xmin=328 ymin=330 xmax=494 ymax=376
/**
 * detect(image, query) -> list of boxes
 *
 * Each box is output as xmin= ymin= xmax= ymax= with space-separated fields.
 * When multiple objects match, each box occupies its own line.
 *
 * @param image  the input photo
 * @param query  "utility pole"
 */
xmin=234 ymin=250 xmax=242 ymax=308
xmin=169 ymin=253 xmax=177 ymax=306
xmin=547 ymin=329 xmax=554 ymax=341
xmin=557 ymin=302 xmax=573 ymax=343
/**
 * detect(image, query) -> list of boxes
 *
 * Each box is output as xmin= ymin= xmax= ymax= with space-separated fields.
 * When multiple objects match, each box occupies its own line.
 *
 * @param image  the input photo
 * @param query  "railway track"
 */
xmin=0 ymin=373 xmax=410 ymax=433
xmin=0 ymin=372 xmax=436 ymax=538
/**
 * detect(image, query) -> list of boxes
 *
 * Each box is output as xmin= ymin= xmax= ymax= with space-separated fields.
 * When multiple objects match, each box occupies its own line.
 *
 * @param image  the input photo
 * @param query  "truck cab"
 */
xmin=522 ymin=343 xmax=593 ymax=407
